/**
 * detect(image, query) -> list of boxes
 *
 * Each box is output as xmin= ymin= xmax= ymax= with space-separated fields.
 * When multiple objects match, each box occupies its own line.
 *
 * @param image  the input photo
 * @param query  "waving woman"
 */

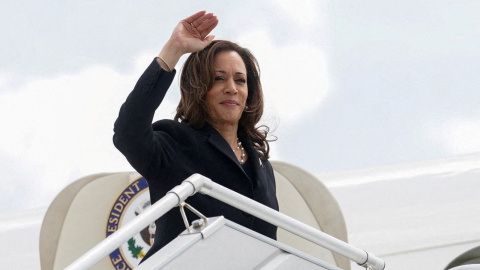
xmin=113 ymin=11 xmax=278 ymax=262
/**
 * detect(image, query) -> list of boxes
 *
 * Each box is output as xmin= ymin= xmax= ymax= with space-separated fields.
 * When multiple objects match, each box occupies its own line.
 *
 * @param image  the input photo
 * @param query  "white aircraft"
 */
xmin=2 ymin=154 xmax=479 ymax=269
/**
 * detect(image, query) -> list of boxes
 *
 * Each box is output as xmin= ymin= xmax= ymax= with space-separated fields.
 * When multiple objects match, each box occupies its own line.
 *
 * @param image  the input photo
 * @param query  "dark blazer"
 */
xmin=113 ymin=59 xmax=279 ymax=261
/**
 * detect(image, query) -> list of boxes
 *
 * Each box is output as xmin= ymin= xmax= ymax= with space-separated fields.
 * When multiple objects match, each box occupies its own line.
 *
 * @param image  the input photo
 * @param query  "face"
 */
xmin=205 ymin=51 xmax=248 ymax=127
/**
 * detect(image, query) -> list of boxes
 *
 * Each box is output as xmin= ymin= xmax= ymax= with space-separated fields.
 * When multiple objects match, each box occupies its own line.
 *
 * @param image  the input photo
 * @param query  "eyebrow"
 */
xmin=215 ymin=70 xmax=246 ymax=76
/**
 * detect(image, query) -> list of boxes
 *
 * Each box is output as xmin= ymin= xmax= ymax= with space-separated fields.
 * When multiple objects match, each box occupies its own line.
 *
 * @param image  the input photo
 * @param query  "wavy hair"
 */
xmin=174 ymin=40 xmax=272 ymax=159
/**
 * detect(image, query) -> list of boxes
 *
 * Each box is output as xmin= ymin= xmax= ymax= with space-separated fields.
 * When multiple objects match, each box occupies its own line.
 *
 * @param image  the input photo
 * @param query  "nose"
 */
xmin=223 ymin=78 xmax=238 ymax=94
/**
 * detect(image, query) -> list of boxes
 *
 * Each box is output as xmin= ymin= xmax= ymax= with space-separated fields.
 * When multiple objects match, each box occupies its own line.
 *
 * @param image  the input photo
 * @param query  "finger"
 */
xmin=195 ymin=14 xmax=216 ymax=31
xmin=184 ymin=10 xmax=206 ymax=24
xmin=191 ymin=12 xmax=213 ymax=28
xmin=197 ymin=16 xmax=219 ymax=38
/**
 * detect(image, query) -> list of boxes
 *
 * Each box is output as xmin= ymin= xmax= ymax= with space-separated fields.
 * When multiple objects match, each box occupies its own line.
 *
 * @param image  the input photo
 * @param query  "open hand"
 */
xmin=170 ymin=11 xmax=219 ymax=54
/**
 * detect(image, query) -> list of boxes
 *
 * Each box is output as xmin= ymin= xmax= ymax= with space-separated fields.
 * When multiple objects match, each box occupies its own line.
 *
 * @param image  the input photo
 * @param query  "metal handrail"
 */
xmin=65 ymin=173 xmax=385 ymax=270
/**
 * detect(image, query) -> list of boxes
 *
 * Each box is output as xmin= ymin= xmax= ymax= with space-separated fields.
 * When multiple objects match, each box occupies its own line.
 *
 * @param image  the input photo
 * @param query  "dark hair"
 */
xmin=174 ymin=40 xmax=272 ymax=159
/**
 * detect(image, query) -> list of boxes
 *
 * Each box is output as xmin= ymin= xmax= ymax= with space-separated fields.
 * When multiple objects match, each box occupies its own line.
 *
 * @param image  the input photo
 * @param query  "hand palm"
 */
xmin=171 ymin=11 xmax=218 ymax=54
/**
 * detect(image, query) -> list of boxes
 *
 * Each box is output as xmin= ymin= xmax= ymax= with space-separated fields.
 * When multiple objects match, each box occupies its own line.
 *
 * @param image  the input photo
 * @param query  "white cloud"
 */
xmin=0 ymin=74 xmax=8 ymax=88
xmin=427 ymin=118 xmax=480 ymax=155
xmin=237 ymin=31 xmax=329 ymax=124
xmin=0 ymin=53 xmax=179 ymax=212
xmin=275 ymin=0 xmax=321 ymax=25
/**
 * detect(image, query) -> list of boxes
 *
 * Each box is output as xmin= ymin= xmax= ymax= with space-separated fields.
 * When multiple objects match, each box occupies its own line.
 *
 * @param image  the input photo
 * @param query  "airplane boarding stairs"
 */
xmin=65 ymin=174 xmax=385 ymax=270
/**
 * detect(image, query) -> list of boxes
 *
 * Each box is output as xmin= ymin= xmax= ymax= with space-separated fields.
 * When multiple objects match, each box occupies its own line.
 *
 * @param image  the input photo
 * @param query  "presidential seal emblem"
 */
xmin=105 ymin=177 xmax=155 ymax=270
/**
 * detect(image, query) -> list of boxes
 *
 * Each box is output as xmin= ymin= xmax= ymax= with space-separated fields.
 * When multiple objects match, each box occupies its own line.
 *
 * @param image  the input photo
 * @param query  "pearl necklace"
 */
xmin=232 ymin=138 xmax=246 ymax=164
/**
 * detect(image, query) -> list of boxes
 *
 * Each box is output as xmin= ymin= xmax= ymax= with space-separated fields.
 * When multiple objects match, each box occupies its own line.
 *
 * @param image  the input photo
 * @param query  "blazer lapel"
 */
xmin=199 ymin=124 xmax=266 ymax=185
xmin=240 ymin=135 xmax=267 ymax=184
xmin=199 ymin=124 xmax=244 ymax=168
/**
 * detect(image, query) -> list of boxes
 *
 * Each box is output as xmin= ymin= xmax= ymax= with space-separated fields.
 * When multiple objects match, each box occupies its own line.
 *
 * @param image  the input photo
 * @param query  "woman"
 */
xmin=113 ymin=11 xmax=278 ymax=262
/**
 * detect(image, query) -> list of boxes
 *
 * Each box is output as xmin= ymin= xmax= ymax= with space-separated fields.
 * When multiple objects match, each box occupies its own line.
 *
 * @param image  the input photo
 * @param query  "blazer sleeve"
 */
xmin=113 ymin=58 xmax=178 ymax=177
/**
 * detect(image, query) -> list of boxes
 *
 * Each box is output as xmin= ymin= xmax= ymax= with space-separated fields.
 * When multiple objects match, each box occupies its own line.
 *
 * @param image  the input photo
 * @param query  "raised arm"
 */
xmin=113 ymin=11 xmax=218 ymax=176
xmin=157 ymin=11 xmax=218 ymax=71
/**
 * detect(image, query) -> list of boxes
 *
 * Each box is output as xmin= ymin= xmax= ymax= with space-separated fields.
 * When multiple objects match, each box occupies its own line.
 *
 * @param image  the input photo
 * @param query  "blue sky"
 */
xmin=1 ymin=0 xmax=479 ymax=214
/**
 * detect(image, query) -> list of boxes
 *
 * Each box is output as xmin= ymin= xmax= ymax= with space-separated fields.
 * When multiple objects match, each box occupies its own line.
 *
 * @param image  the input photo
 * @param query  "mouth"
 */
xmin=220 ymin=100 xmax=239 ymax=106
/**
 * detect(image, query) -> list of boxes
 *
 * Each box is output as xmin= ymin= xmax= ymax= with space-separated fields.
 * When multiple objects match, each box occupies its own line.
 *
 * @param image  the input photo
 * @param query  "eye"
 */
xmin=215 ymin=76 xmax=224 ymax=81
xmin=236 ymin=78 xmax=246 ymax=84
